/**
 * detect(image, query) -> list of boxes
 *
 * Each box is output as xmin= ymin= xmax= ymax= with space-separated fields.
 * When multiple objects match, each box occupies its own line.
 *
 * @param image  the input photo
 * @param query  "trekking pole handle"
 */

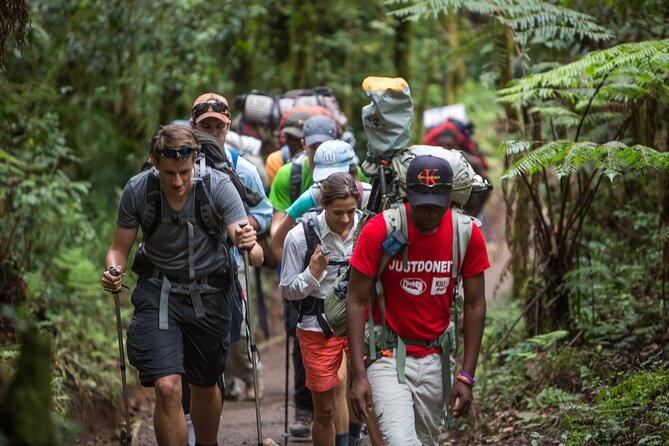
xmin=238 ymin=221 xmax=250 ymax=250
xmin=109 ymin=267 xmax=129 ymax=294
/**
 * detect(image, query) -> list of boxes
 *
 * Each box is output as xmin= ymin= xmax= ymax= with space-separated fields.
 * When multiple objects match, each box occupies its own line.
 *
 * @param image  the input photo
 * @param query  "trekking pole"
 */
xmin=283 ymin=331 xmax=289 ymax=446
xmin=239 ymin=223 xmax=263 ymax=446
xmin=109 ymin=267 xmax=132 ymax=446
xmin=255 ymin=266 xmax=270 ymax=339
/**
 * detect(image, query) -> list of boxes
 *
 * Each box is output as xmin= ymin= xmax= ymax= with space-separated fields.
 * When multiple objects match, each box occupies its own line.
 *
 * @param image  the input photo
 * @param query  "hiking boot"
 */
xmin=289 ymin=408 xmax=313 ymax=438
xmin=244 ymin=376 xmax=264 ymax=401
xmin=224 ymin=377 xmax=242 ymax=401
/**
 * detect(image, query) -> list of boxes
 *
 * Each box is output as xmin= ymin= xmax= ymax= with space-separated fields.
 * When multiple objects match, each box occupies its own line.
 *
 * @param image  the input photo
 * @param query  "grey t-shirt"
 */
xmin=117 ymin=167 xmax=246 ymax=278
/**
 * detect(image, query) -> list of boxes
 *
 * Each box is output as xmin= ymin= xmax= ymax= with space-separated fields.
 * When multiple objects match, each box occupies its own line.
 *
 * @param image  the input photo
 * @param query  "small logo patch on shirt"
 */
xmin=431 ymin=277 xmax=450 ymax=295
xmin=400 ymin=278 xmax=427 ymax=296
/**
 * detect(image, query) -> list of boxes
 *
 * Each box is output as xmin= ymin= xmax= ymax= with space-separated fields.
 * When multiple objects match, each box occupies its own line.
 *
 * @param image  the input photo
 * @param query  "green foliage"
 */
xmin=386 ymin=0 xmax=612 ymax=47
xmin=562 ymin=366 xmax=669 ymax=445
xmin=385 ymin=0 xmax=613 ymax=87
xmin=500 ymin=141 xmax=669 ymax=181
xmin=502 ymin=330 xmax=569 ymax=362
xmin=0 ymin=80 xmax=124 ymax=437
xmin=497 ymin=39 xmax=669 ymax=107
xmin=496 ymin=38 xmax=669 ymax=334
xmin=0 ymin=83 xmax=95 ymax=272
xmin=528 ymin=386 xmax=576 ymax=410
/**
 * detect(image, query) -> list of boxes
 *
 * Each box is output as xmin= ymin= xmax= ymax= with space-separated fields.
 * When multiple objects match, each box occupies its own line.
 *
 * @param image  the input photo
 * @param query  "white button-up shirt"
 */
xmin=279 ymin=210 xmax=359 ymax=332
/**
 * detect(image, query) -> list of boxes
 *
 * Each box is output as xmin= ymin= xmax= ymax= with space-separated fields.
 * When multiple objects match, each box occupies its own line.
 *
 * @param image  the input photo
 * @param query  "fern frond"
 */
xmin=499 ymin=140 xmax=532 ymax=158
xmin=498 ymin=39 xmax=669 ymax=104
xmin=502 ymin=141 xmax=569 ymax=180
xmin=501 ymin=140 xmax=669 ymax=182
xmin=384 ymin=0 xmax=495 ymax=19
xmin=386 ymin=0 xmax=612 ymax=45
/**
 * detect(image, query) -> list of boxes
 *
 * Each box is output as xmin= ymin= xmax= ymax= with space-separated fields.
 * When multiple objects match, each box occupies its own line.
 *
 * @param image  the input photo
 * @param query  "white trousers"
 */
xmin=367 ymin=353 xmax=445 ymax=446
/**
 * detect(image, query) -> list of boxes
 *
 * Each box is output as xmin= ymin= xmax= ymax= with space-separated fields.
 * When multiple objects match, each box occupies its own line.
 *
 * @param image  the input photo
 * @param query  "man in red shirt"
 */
xmin=346 ymin=155 xmax=490 ymax=445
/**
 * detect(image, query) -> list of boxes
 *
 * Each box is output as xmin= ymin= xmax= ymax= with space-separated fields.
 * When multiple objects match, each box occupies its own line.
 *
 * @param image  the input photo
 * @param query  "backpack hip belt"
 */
xmin=366 ymin=321 xmax=456 ymax=429
xmin=295 ymin=296 xmax=333 ymax=338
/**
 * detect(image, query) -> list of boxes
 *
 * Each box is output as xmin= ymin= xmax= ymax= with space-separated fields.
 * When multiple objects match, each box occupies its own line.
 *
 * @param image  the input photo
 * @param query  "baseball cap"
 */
xmin=312 ymin=140 xmax=356 ymax=182
xmin=191 ymin=93 xmax=231 ymax=125
xmin=281 ymin=112 xmax=311 ymax=139
xmin=405 ymin=155 xmax=454 ymax=208
xmin=304 ymin=115 xmax=337 ymax=146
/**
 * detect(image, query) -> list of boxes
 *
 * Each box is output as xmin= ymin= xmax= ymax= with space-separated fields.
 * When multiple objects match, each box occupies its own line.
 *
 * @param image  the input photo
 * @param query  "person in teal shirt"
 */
xmin=271 ymin=139 xmax=371 ymax=263
xmin=269 ymin=117 xmax=366 ymax=235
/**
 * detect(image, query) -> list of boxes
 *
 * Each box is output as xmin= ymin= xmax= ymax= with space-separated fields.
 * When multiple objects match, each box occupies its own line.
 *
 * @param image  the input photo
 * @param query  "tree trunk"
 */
xmin=394 ymin=19 xmax=412 ymax=82
xmin=442 ymin=14 xmax=465 ymax=105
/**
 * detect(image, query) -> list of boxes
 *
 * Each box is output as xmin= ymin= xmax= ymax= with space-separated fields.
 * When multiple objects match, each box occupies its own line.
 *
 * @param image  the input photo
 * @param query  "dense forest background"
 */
xmin=1 ymin=0 xmax=668 ymax=445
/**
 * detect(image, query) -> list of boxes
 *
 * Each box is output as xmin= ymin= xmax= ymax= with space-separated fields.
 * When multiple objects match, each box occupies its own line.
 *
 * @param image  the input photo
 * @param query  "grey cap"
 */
xmin=303 ymin=115 xmax=337 ymax=146
xmin=282 ymin=112 xmax=311 ymax=139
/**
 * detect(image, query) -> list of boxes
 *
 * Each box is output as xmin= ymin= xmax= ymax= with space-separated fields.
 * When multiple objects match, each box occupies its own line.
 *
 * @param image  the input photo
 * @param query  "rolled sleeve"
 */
xmin=279 ymin=230 xmax=323 ymax=301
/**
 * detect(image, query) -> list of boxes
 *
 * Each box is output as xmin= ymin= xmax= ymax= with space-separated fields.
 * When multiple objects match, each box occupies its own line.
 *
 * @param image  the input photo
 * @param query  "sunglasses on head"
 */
xmin=159 ymin=146 xmax=196 ymax=160
xmin=192 ymin=101 xmax=229 ymax=120
xmin=407 ymin=182 xmax=453 ymax=194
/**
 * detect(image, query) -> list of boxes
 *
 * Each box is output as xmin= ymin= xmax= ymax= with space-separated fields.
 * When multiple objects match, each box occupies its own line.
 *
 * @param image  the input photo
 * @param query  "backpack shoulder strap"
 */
xmin=301 ymin=215 xmax=320 ymax=272
xmin=142 ymin=170 xmax=162 ymax=240
xmin=383 ymin=205 xmax=409 ymax=268
xmin=290 ymin=153 xmax=306 ymax=203
xmin=228 ymin=147 xmax=239 ymax=169
xmin=281 ymin=145 xmax=291 ymax=164
xmin=368 ymin=205 xmax=408 ymax=360
xmin=451 ymin=209 xmax=473 ymax=278
xmin=194 ymin=169 xmax=224 ymax=241
xmin=449 ymin=208 xmax=473 ymax=352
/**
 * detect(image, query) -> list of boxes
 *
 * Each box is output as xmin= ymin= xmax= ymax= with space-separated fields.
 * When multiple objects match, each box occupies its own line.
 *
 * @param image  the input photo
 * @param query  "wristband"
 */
xmin=457 ymin=370 xmax=476 ymax=387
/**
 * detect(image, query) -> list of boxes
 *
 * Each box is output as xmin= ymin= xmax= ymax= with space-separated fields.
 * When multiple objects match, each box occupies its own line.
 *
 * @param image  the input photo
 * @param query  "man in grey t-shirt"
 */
xmin=101 ymin=125 xmax=263 ymax=446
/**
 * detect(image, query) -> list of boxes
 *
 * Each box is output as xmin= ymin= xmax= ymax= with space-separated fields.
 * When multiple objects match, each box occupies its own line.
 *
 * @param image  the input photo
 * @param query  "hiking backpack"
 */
xmin=424 ymin=118 xmax=490 ymax=172
xmin=323 ymin=76 xmax=487 ymax=429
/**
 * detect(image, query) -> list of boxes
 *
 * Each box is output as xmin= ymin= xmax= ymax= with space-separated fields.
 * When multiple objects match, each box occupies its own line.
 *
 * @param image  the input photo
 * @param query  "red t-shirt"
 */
xmin=349 ymin=204 xmax=490 ymax=356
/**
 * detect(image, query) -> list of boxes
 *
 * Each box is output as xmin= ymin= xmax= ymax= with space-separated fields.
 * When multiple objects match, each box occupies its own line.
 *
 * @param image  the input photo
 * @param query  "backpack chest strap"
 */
xmin=157 ymin=220 xmax=206 ymax=331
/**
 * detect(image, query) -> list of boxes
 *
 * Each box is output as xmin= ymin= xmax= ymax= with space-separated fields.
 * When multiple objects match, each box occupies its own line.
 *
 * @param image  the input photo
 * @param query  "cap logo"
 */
xmin=321 ymin=152 xmax=336 ymax=164
xmin=417 ymin=168 xmax=440 ymax=185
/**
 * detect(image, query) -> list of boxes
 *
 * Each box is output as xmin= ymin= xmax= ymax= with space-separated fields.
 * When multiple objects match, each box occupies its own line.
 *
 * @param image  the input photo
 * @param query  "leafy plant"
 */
xmin=562 ymin=366 xmax=669 ymax=445
xmin=496 ymin=39 xmax=669 ymax=332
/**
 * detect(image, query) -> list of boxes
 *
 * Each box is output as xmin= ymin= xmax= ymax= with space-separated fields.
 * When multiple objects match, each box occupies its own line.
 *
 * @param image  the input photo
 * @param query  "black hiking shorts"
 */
xmin=126 ymin=276 xmax=234 ymax=388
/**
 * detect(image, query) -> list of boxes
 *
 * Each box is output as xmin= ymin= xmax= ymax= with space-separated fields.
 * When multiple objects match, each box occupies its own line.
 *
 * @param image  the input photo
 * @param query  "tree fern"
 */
xmin=501 ymin=141 xmax=669 ymax=182
xmin=385 ymin=0 xmax=612 ymax=46
xmin=498 ymin=39 xmax=669 ymax=105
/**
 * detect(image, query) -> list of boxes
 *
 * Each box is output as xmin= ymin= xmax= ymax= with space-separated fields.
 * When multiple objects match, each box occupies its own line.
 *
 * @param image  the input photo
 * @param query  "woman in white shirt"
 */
xmin=279 ymin=172 xmax=361 ymax=446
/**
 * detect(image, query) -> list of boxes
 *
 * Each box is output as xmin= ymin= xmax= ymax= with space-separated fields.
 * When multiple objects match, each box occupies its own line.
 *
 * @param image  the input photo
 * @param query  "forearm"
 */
xmin=346 ymin=268 xmax=373 ymax=378
xmin=248 ymin=199 xmax=272 ymax=236
xmin=270 ymin=215 xmax=296 ymax=261
xmin=269 ymin=210 xmax=286 ymax=239
xmin=249 ymin=243 xmax=264 ymax=268
xmin=105 ymin=226 xmax=138 ymax=271
xmin=461 ymin=274 xmax=486 ymax=376
xmin=279 ymin=269 xmax=322 ymax=301
xmin=105 ymin=249 xmax=128 ymax=271
xmin=247 ymin=214 xmax=261 ymax=233
xmin=346 ymin=297 xmax=368 ymax=378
